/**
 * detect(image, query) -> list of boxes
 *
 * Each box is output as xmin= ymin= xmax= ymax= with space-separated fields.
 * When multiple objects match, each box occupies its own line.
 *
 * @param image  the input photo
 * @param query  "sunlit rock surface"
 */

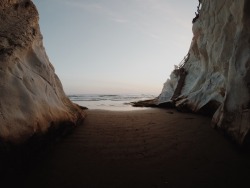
xmin=158 ymin=0 xmax=250 ymax=144
xmin=0 ymin=0 xmax=85 ymax=144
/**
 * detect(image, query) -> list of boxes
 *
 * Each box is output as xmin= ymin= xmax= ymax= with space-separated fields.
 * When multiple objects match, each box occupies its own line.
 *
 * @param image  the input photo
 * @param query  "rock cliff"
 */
xmin=158 ymin=0 xmax=250 ymax=144
xmin=0 ymin=0 xmax=85 ymax=144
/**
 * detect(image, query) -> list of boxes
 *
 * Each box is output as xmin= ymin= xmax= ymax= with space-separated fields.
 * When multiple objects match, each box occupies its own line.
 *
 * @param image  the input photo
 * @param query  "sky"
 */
xmin=32 ymin=0 xmax=198 ymax=95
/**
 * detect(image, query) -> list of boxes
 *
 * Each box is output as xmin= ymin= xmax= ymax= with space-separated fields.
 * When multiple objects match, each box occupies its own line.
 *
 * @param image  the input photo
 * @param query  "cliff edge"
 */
xmin=0 ymin=0 xmax=85 ymax=144
xmin=158 ymin=0 xmax=250 ymax=144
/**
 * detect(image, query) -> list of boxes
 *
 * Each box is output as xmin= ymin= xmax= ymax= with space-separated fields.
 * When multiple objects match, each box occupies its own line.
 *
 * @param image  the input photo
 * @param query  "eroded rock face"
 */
xmin=158 ymin=0 xmax=250 ymax=144
xmin=0 ymin=0 xmax=85 ymax=144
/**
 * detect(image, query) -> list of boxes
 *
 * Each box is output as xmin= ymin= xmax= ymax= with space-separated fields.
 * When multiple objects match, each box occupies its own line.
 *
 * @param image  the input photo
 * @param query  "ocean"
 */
xmin=68 ymin=94 xmax=156 ymax=111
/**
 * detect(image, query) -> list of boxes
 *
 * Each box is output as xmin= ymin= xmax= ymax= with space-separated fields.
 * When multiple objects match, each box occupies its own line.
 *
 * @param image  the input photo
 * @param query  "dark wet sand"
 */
xmin=6 ymin=109 xmax=250 ymax=188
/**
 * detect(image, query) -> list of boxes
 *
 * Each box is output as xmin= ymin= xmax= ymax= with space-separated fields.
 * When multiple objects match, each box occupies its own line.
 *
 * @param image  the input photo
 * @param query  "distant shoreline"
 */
xmin=69 ymin=93 xmax=156 ymax=111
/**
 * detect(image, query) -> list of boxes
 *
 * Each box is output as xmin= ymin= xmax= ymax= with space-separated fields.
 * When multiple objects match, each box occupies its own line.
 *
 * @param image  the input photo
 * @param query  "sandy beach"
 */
xmin=4 ymin=108 xmax=250 ymax=188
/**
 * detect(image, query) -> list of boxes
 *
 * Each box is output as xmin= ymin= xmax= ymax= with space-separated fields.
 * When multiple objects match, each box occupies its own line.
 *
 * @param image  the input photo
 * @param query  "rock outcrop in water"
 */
xmin=158 ymin=0 xmax=250 ymax=144
xmin=0 ymin=0 xmax=85 ymax=144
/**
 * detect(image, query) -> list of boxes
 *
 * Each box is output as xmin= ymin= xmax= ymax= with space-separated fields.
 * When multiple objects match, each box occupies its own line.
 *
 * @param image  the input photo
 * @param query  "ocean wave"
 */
xmin=68 ymin=94 xmax=155 ymax=102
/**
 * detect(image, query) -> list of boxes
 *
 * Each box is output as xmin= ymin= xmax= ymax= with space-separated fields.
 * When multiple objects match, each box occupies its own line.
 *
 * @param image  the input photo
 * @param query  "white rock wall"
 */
xmin=0 ymin=0 xmax=85 ymax=143
xmin=158 ymin=0 xmax=250 ymax=144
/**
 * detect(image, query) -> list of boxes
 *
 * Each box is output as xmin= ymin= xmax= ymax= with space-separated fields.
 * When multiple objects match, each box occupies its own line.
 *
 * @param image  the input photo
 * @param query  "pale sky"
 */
xmin=32 ymin=0 xmax=198 ymax=95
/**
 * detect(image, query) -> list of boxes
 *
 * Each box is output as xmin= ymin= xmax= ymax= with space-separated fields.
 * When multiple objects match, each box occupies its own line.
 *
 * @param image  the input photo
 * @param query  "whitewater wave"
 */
xmin=68 ymin=94 xmax=156 ymax=111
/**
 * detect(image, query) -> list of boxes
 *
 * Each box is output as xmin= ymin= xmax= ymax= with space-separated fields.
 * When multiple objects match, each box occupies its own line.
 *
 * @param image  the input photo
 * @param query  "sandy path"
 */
xmin=20 ymin=109 xmax=250 ymax=188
